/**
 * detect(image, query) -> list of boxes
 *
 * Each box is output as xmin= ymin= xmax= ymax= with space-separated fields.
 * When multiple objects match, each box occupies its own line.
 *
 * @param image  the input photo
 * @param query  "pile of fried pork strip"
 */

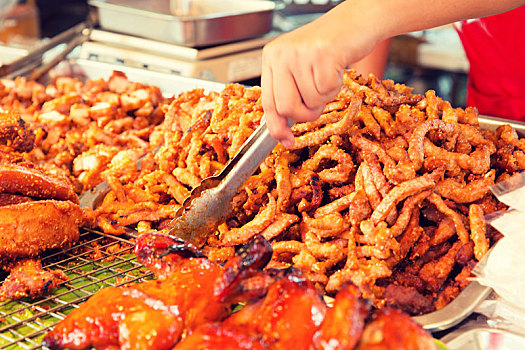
xmin=1 ymin=69 xmax=523 ymax=317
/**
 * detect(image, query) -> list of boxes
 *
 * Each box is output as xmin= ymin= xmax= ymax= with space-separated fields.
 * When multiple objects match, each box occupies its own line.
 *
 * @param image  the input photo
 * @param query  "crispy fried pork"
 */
xmin=0 ymin=68 xmax=518 ymax=315
xmin=0 ymin=193 xmax=32 ymax=206
xmin=0 ymin=199 xmax=84 ymax=262
xmin=0 ymin=111 xmax=35 ymax=152
xmin=0 ymin=161 xmax=79 ymax=203
xmin=85 ymin=70 xmax=518 ymax=315
xmin=0 ymin=111 xmax=85 ymax=301
xmin=0 ymin=259 xmax=68 ymax=301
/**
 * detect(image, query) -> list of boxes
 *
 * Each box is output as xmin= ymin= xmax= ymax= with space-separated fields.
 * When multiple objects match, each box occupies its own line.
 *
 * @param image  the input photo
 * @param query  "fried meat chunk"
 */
xmin=0 ymin=259 xmax=67 ymax=301
xmin=0 ymin=200 xmax=84 ymax=262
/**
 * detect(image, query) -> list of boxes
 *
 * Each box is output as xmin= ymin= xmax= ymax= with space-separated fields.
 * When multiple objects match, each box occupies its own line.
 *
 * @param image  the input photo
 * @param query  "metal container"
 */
xmin=42 ymin=58 xmax=225 ymax=94
xmin=414 ymin=282 xmax=493 ymax=332
xmin=412 ymin=118 xmax=525 ymax=332
xmin=89 ymin=0 xmax=276 ymax=47
xmin=0 ymin=45 xmax=29 ymax=65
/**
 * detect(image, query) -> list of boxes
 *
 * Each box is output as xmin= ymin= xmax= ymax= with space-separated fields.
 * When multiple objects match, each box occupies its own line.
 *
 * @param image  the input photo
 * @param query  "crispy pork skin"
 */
xmin=0 ymin=200 xmax=83 ymax=262
xmin=0 ymin=259 xmax=68 ymax=301
xmin=0 ymin=162 xmax=79 ymax=203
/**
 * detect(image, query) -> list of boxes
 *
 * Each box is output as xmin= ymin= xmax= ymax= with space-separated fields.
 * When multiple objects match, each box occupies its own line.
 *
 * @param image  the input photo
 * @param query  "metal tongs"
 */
xmin=168 ymin=117 xmax=294 ymax=247
xmin=0 ymin=20 xmax=92 ymax=80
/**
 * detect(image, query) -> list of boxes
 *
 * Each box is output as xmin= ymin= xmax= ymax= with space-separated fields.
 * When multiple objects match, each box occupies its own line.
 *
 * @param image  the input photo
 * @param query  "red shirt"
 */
xmin=456 ymin=5 xmax=525 ymax=120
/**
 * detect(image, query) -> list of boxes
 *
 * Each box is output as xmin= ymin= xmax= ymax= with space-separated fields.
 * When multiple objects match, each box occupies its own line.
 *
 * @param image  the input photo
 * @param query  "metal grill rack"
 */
xmin=0 ymin=228 xmax=153 ymax=349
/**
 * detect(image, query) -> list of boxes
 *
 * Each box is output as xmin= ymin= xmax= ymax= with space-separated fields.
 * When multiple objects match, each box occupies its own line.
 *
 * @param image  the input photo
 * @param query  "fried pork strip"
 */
xmin=83 ymin=69 xmax=517 ymax=315
xmin=0 ymin=111 xmax=35 ymax=152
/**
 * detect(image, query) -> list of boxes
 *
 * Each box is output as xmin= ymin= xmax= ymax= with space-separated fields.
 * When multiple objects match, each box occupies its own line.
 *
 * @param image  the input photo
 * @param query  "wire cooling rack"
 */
xmin=0 ymin=228 xmax=153 ymax=349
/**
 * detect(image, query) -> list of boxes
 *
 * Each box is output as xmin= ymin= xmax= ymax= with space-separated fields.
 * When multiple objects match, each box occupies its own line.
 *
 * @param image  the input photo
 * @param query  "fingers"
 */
xmin=312 ymin=62 xmax=344 ymax=102
xmin=271 ymin=57 xmax=322 ymax=124
xmin=266 ymin=113 xmax=295 ymax=149
xmin=261 ymin=43 xmax=329 ymax=148
xmin=261 ymin=52 xmax=295 ymax=148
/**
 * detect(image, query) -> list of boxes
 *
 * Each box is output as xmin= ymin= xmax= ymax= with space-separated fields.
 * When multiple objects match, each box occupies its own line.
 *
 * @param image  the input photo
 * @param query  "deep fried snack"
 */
xmin=0 ymin=111 xmax=35 ymax=152
xmin=469 ymin=204 xmax=489 ymax=261
xmin=370 ymin=169 xmax=441 ymax=225
xmin=0 ymin=259 xmax=67 ymax=301
xmin=427 ymin=193 xmax=469 ymax=244
xmin=0 ymin=162 xmax=78 ymax=203
xmin=0 ymin=200 xmax=84 ymax=262
xmin=0 ymin=193 xmax=33 ymax=206
xmin=408 ymin=119 xmax=456 ymax=170
xmin=434 ymin=169 xmax=495 ymax=203
xmin=5 ymin=67 xmax=517 ymax=316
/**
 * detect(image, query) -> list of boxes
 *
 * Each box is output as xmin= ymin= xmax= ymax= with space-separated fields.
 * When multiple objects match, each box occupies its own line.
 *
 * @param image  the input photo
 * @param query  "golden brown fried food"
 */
xmin=0 ymin=162 xmax=78 ymax=203
xmin=0 ymin=67 xmax=517 ymax=316
xmin=0 ymin=200 xmax=84 ymax=262
xmin=0 ymin=259 xmax=67 ymax=301
xmin=85 ymin=69 xmax=515 ymax=315
xmin=0 ymin=111 xmax=35 ymax=152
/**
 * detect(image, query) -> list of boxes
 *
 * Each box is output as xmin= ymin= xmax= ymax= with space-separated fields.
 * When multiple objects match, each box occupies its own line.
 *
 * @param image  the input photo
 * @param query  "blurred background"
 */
xmin=0 ymin=0 xmax=468 ymax=107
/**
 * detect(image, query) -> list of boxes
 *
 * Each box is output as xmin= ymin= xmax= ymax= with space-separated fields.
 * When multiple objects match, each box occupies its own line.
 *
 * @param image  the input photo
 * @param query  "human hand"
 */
xmin=261 ymin=0 xmax=381 ymax=147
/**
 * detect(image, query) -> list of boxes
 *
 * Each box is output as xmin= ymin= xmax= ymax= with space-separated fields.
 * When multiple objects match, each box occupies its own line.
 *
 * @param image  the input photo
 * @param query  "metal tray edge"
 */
xmin=413 ymin=283 xmax=492 ymax=332
xmin=89 ymin=0 xmax=276 ymax=21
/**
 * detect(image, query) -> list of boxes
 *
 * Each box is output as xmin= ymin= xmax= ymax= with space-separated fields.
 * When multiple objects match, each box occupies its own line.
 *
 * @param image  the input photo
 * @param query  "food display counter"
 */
xmin=1 ymin=1 xmax=525 ymax=349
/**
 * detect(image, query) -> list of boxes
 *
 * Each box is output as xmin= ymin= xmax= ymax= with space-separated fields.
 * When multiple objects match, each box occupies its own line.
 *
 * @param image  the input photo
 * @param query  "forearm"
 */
xmin=351 ymin=38 xmax=392 ymax=78
xmin=349 ymin=0 xmax=525 ymax=41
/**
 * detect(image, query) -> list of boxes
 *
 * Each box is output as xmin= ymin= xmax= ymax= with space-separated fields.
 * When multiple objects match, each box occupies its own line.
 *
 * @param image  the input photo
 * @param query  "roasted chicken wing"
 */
xmin=44 ymin=233 xmax=437 ymax=350
xmin=43 ymin=233 xmax=274 ymax=349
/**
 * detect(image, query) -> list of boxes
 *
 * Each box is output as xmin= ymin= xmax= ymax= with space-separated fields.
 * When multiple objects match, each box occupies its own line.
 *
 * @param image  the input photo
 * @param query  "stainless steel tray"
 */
xmin=479 ymin=114 xmax=525 ymax=136
xmin=414 ymin=282 xmax=492 ymax=332
xmin=89 ymin=0 xmax=276 ymax=47
xmin=414 ymin=117 xmax=525 ymax=332
xmin=42 ymin=58 xmax=225 ymax=95
xmin=0 ymin=46 xmax=29 ymax=65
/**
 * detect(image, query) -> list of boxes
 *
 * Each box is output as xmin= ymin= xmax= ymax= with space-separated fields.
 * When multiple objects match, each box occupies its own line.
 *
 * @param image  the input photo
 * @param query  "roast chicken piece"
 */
xmin=357 ymin=307 xmax=438 ymax=349
xmin=43 ymin=233 xmax=274 ymax=350
xmin=187 ymin=273 xmax=370 ymax=350
xmin=44 ymin=233 xmax=437 ymax=350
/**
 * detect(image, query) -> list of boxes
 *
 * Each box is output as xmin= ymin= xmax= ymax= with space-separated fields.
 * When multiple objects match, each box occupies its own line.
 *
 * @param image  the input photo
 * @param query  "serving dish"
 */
xmin=88 ymin=0 xmax=276 ymax=47
xmin=32 ymin=57 xmax=225 ymax=94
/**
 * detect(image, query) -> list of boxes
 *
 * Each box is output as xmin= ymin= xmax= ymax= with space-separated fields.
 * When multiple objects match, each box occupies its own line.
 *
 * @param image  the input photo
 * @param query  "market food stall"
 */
xmin=0 ymin=1 xmax=524 ymax=349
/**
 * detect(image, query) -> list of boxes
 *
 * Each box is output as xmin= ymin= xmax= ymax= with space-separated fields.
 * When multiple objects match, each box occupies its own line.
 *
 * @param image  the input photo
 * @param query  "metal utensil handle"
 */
xmin=0 ymin=22 xmax=88 ymax=77
xmin=28 ymin=33 xmax=89 ymax=81
xmin=218 ymin=117 xmax=293 ymax=194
